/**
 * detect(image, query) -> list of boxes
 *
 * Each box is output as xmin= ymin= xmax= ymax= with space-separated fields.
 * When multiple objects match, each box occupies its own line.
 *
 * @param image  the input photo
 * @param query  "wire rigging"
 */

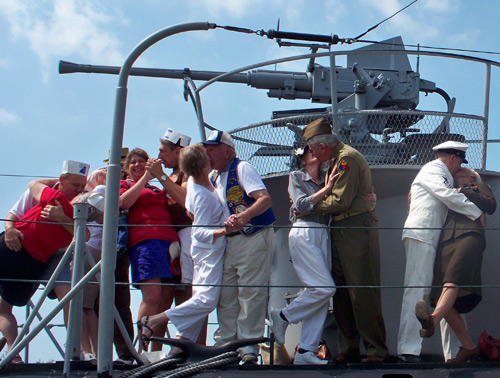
xmin=352 ymin=0 xmax=420 ymax=41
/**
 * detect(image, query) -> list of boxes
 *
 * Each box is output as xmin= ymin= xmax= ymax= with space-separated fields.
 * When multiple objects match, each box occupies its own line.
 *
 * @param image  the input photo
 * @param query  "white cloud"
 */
xmin=282 ymin=0 xmax=306 ymax=25
xmin=420 ymin=0 xmax=455 ymax=13
xmin=193 ymin=0 xmax=265 ymax=18
xmin=0 ymin=108 xmax=20 ymax=125
xmin=356 ymin=0 xmax=462 ymax=45
xmin=324 ymin=0 xmax=348 ymax=25
xmin=0 ymin=0 xmax=124 ymax=78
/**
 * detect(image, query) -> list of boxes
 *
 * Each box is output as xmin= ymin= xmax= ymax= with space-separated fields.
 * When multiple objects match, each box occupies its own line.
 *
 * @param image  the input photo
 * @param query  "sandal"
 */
xmin=10 ymin=355 xmax=24 ymax=364
xmin=137 ymin=316 xmax=154 ymax=352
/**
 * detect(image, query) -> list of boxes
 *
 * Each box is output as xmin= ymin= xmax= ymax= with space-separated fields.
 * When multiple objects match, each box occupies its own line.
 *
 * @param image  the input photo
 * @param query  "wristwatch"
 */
xmin=160 ymin=174 xmax=168 ymax=182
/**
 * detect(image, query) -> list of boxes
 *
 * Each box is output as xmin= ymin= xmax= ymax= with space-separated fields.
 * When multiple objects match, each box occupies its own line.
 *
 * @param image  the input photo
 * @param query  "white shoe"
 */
xmin=268 ymin=309 xmax=288 ymax=345
xmin=294 ymin=351 xmax=328 ymax=365
xmin=114 ymin=357 xmax=134 ymax=365
xmin=83 ymin=353 xmax=97 ymax=364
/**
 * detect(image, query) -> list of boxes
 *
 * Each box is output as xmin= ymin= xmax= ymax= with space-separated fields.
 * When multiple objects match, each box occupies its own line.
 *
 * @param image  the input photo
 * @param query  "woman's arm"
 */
xmin=310 ymin=165 xmax=340 ymax=205
xmin=146 ymin=159 xmax=187 ymax=206
xmin=119 ymin=171 xmax=154 ymax=209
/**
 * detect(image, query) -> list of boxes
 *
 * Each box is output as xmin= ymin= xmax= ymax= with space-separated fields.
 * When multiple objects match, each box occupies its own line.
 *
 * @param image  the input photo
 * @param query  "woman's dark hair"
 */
xmin=124 ymin=148 xmax=149 ymax=178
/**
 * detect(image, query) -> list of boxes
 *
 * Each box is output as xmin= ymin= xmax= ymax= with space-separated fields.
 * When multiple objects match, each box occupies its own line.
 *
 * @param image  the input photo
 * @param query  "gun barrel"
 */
xmin=58 ymin=60 xmax=250 ymax=84
xmin=58 ymin=60 xmax=314 ymax=97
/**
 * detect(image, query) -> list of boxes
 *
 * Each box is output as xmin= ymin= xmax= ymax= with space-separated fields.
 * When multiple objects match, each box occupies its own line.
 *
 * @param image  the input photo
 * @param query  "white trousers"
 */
xmin=166 ymin=243 xmax=224 ymax=342
xmin=214 ymin=228 xmax=275 ymax=355
xmin=397 ymin=238 xmax=459 ymax=358
xmin=283 ymin=221 xmax=336 ymax=351
xmin=178 ymin=227 xmax=193 ymax=284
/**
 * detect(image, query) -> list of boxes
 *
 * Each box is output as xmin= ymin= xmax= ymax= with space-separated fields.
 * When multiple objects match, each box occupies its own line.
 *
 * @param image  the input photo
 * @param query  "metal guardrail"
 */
xmin=229 ymin=110 xmax=485 ymax=177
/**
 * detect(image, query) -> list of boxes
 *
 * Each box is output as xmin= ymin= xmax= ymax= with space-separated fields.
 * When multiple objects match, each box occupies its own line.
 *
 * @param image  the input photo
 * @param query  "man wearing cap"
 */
xmin=202 ymin=130 xmax=276 ymax=363
xmin=397 ymin=140 xmax=483 ymax=362
xmin=302 ymin=117 xmax=388 ymax=363
xmin=0 ymin=160 xmax=90 ymax=357
xmin=84 ymin=148 xmax=136 ymax=365
xmin=147 ymin=128 xmax=194 ymax=287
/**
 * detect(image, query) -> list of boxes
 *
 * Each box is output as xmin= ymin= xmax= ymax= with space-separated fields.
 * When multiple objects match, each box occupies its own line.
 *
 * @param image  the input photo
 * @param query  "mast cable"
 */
xmin=351 ymin=0 xmax=420 ymax=41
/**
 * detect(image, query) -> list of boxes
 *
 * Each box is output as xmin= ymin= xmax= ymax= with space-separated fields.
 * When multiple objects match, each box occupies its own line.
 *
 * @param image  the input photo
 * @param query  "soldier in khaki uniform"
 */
xmin=303 ymin=118 xmax=388 ymax=363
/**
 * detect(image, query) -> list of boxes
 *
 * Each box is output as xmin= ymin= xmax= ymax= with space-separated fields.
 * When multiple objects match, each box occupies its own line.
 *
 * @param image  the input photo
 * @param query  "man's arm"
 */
xmin=4 ymin=212 xmax=24 ymax=252
xmin=146 ymin=159 xmax=187 ymax=206
xmin=41 ymin=200 xmax=91 ymax=240
xmin=419 ymin=171 xmax=483 ymax=220
xmin=225 ymin=189 xmax=272 ymax=231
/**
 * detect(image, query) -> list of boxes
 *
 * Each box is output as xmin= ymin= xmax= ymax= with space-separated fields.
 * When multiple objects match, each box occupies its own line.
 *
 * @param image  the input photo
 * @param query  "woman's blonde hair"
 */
xmin=179 ymin=143 xmax=210 ymax=177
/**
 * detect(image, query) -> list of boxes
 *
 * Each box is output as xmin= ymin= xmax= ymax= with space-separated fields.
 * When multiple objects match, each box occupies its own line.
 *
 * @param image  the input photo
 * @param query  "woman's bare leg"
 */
xmin=137 ymin=279 xmax=162 ymax=353
xmin=444 ymin=308 xmax=476 ymax=350
xmin=431 ymin=283 xmax=458 ymax=327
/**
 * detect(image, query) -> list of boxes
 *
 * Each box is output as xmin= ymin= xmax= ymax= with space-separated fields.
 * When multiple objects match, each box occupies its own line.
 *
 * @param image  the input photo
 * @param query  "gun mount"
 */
xmin=60 ymin=36 xmax=470 ymax=167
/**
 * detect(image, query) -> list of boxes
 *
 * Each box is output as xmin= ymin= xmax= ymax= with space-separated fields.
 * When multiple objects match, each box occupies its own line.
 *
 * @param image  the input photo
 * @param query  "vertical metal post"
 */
xmin=63 ymin=202 xmax=88 ymax=377
xmin=24 ymin=306 xmax=29 ymax=363
xmin=481 ymin=63 xmax=491 ymax=170
xmin=329 ymin=51 xmax=338 ymax=131
xmin=195 ymin=90 xmax=207 ymax=141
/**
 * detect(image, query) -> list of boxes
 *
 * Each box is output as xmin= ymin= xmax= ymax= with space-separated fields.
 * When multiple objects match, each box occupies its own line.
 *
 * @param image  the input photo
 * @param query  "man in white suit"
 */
xmin=398 ymin=141 xmax=483 ymax=362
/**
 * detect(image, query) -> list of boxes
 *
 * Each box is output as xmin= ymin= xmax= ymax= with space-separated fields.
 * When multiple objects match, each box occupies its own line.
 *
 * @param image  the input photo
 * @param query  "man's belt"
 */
xmin=332 ymin=211 xmax=366 ymax=222
xmin=226 ymin=231 xmax=241 ymax=238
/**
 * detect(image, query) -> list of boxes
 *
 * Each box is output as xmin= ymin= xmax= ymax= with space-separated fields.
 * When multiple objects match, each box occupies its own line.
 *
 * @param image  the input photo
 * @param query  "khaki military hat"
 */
xmin=103 ymin=147 xmax=129 ymax=163
xmin=302 ymin=118 xmax=332 ymax=142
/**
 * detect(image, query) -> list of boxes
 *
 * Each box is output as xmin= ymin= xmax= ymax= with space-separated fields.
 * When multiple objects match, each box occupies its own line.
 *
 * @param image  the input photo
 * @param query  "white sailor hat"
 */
xmin=202 ymin=130 xmax=235 ymax=149
xmin=62 ymin=160 xmax=90 ymax=177
xmin=87 ymin=185 xmax=105 ymax=212
xmin=161 ymin=128 xmax=191 ymax=148
xmin=432 ymin=141 xmax=468 ymax=163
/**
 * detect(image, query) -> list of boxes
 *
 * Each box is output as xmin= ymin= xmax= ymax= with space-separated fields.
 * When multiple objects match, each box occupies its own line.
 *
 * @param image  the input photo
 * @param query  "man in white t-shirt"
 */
xmin=202 ymin=130 xmax=275 ymax=363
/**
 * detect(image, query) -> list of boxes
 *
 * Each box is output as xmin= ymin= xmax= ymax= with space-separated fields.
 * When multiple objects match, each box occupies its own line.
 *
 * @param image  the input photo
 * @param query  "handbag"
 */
xmin=116 ymin=210 xmax=129 ymax=256
xmin=116 ymin=180 xmax=131 ymax=256
xmin=478 ymin=330 xmax=500 ymax=360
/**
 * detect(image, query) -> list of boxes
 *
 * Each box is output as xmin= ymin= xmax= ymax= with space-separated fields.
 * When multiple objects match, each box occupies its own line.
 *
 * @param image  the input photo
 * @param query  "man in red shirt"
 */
xmin=0 ymin=160 xmax=89 ymax=359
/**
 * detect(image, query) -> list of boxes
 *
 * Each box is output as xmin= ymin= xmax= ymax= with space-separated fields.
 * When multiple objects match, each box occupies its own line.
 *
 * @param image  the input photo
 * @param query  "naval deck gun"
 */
xmin=59 ymin=35 xmax=483 ymax=170
xmin=59 ymin=36 xmax=466 ymax=166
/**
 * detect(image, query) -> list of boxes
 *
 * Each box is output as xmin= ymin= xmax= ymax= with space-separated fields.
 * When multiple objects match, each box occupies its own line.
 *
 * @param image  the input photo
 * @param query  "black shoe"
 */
xmin=334 ymin=351 xmax=361 ymax=364
xmin=398 ymin=354 xmax=423 ymax=363
xmin=241 ymin=353 xmax=258 ymax=364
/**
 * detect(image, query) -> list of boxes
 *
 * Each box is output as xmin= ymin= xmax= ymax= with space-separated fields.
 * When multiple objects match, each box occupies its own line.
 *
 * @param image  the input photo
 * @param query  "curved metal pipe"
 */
xmin=98 ymin=22 xmax=215 ymax=375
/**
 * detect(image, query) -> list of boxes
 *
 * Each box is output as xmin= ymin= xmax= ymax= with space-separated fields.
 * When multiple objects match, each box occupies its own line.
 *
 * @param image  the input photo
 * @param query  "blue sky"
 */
xmin=1 ymin=0 xmax=500 ymax=362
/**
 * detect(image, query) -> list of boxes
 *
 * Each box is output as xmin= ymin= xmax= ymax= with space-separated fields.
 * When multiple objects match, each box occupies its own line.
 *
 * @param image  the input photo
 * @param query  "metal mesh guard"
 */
xmin=228 ymin=110 xmax=484 ymax=177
